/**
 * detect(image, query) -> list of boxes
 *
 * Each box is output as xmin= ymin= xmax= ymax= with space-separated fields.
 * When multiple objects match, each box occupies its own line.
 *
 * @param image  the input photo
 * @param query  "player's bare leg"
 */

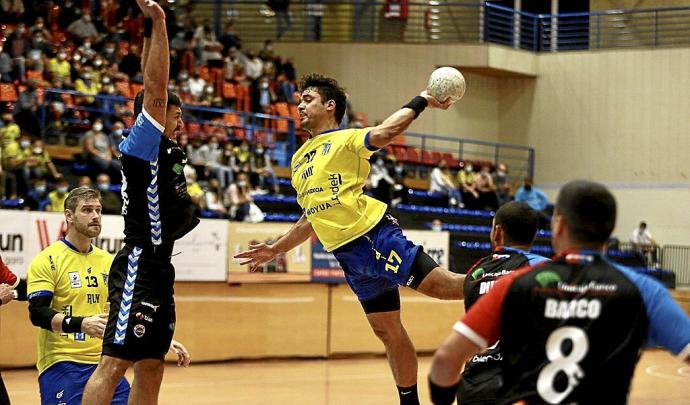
xmin=82 ymin=355 xmax=131 ymax=404
xmin=129 ymin=359 xmax=165 ymax=405
xmin=415 ymin=267 xmax=465 ymax=299
xmin=366 ymin=311 xmax=418 ymax=395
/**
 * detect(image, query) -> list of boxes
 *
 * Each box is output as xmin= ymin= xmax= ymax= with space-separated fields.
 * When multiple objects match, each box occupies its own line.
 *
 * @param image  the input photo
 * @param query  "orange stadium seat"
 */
xmin=431 ymin=151 xmax=442 ymax=165
xmin=26 ymin=70 xmax=44 ymax=82
xmin=288 ymin=104 xmax=301 ymax=129
xmin=235 ymin=84 xmax=250 ymax=111
xmin=406 ymin=147 xmax=420 ymax=163
xmin=223 ymin=113 xmax=240 ymax=126
xmin=0 ymin=84 xmax=17 ymax=102
xmin=130 ymin=83 xmax=143 ymax=97
xmin=421 ymin=150 xmax=433 ymax=165
xmin=222 ymin=82 xmax=236 ymax=100
xmin=115 ymin=81 xmax=132 ymax=98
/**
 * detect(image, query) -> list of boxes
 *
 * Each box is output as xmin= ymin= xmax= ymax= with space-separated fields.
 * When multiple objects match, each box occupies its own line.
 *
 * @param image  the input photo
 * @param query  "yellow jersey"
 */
xmin=27 ymin=240 xmax=113 ymax=374
xmin=46 ymin=191 xmax=68 ymax=212
xmin=291 ymin=128 xmax=386 ymax=251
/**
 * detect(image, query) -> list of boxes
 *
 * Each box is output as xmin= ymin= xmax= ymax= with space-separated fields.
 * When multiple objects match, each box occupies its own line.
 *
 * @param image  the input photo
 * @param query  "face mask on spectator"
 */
xmin=497 ymin=170 xmax=506 ymax=177
xmin=97 ymin=183 xmax=110 ymax=192
xmin=256 ymin=148 xmax=264 ymax=154
xmin=83 ymin=41 xmax=91 ymax=49
xmin=205 ymin=86 xmax=214 ymax=94
xmin=168 ymin=84 xmax=176 ymax=92
xmin=179 ymin=72 xmax=189 ymax=81
xmin=209 ymin=142 xmax=219 ymax=149
xmin=181 ymin=85 xmax=190 ymax=93
xmin=94 ymin=59 xmax=103 ymax=67
xmin=376 ymin=159 xmax=384 ymax=166
xmin=58 ymin=52 xmax=67 ymax=60
xmin=20 ymin=140 xmax=31 ymax=149
xmin=465 ymin=165 xmax=473 ymax=172
xmin=113 ymin=129 xmax=123 ymax=136
xmin=432 ymin=224 xmax=443 ymax=232
xmin=57 ymin=186 xmax=68 ymax=194
xmin=238 ymin=180 xmax=247 ymax=188
xmin=260 ymin=82 xmax=269 ymax=90
xmin=104 ymin=46 xmax=115 ymax=54
xmin=33 ymin=147 xmax=43 ymax=154
xmin=93 ymin=123 xmax=103 ymax=132
xmin=16 ymin=26 xmax=26 ymax=35
xmin=35 ymin=185 xmax=47 ymax=194
xmin=102 ymin=76 xmax=111 ymax=84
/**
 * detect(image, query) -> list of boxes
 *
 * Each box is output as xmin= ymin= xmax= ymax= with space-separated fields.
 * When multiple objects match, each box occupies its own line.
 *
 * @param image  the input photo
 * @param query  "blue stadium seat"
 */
xmin=396 ymin=204 xmax=494 ymax=218
xmin=264 ymin=213 xmax=301 ymax=222
xmin=252 ymin=194 xmax=297 ymax=204
xmin=1 ymin=198 xmax=24 ymax=209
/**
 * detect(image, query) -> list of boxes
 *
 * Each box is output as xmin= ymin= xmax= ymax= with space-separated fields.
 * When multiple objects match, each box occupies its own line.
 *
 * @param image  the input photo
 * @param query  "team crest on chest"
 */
xmin=68 ymin=272 xmax=82 ymax=288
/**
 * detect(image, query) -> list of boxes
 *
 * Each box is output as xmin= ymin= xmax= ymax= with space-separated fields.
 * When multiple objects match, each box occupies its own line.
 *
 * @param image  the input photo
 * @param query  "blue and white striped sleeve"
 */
xmin=617 ymin=265 xmax=690 ymax=360
xmin=119 ymin=109 xmax=164 ymax=161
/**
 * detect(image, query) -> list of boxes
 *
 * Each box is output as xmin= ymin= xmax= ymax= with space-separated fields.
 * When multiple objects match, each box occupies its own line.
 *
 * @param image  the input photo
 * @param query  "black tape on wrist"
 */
xmin=403 ymin=96 xmax=428 ymax=118
xmin=62 ymin=316 xmax=84 ymax=333
xmin=428 ymin=377 xmax=459 ymax=405
xmin=144 ymin=18 xmax=153 ymax=38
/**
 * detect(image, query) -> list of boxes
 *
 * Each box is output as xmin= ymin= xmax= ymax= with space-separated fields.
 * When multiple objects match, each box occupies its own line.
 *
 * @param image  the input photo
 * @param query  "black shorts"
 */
xmin=102 ymin=244 xmax=176 ymax=362
xmin=457 ymin=345 xmax=503 ymax=405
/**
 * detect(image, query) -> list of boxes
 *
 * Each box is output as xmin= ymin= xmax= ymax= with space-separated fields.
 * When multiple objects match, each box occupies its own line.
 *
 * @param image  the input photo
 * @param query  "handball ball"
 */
xmin=427 ymin=67 xmax=466 ymax=104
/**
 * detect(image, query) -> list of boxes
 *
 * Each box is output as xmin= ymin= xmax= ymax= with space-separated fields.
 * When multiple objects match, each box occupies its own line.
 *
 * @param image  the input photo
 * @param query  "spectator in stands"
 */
xmin=431 ymin=218 xmax=443 ymax=232
xmin=252 ymin=75 xmax=277 ymax=114
xmin=630 ymin=221 xmax=659 ymax=267
xmin=30 ymin=16 xmax=51 ymax=40
xmin=204 ymin=179 xmax=227 ymax=218
xmin=14 ymin=81 xmax=40 ymax=137
xmin=225 ymin=172 xmax=254 ymax=221
xmin=475 ymin=164 xmax=499 ymax=211
xmin=76 ymin=38 xmax=98 ymax=61
xmin=0 ymin=44 xmax=12 ymax=83
xmin=7 ymin=23 xmax=28 ymax=81
xmin=0 ymin=113 xmax=20 ymax=154
xmin=245 ymin=50 xmax=263 ymax=81
xmin=105 ymin=62 xmax=129 ymax=82
xmin=6 ymin=133 xmax=36 ymax=197
xmin=492 ymin=162 xmax=512 ymax=206
xmin=186 ymin=136 xmax=207 ymax=179
xmin=514 ymin=177 xmax=549 ymax=213
xmin=67 ymin=14 xmax=100 ymax=42
xmin=25 ymin=178 xmax=51 ymax=211
xmin=268 ymin=0 xmax=293 ymax=39
xmin=458 ymin=162 xmax=479 ymax=209
xmin=200 ymin=135 xmax=230 ymax=189
xmin=101 ymin=41 xmax=119 ymax=65
xmin=219 ymin=22 xmax=242 ymax=54
xmin=25 ymin=138 xmax=62 ymax=181
xmin=391 ymin=160 xmax=408 ymax=206
xmin=46 ymin=179 xmax=69 ymax=212
xmin=276 ymin=73 xmax=298 ymax=104
xmin=58 ymin=0 xmax=81 ymax=31
xmin=188 ymin=69 xmax=207 ymax=99
xmin=74 ymin=71 xmax=100 ymax=106
xmin=369 ymin=153 xmax=394 ymax=206
xmin=430 ymin=159 xmax=462 ymax=208
xmin=28 ymin=31 xmax=51 ymax=74
xmin=118 ymin=43 xmax=140 ymax=79
xmin=222 ymin=142 xmax=240 ymax=180
xmin=282 ymin=57 xmax=297 ymax=82
xmin=78 ymin=176 xmax=92 ymax=188
xmin=108 ymin=121 xmax=125 ymax=156
xmin=47 ymin=50 xmax=72 ymax=85
xmin=0 ymin=146 xmax=10 ymax=199
xmin=184 ymin=164 xmax=205 ymax=213
xmin=251 ymin=142 xmax=279 ymax=195
xmin=83 ymin=119 xmax=122 ymax=181
xmin=96 ymin=173 xmax=121 ymax=215
xmin=235 ymin=139 xmax=252 ymax=172
xmin=198 ymin=25 xmax=223 ymax=66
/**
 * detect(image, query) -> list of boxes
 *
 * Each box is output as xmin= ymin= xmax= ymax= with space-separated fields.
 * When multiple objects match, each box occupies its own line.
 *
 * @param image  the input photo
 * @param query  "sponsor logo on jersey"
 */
xmin=557 ymin=281 xmax=618 ymax=293
xmin=133 ymin=324 xmax=146 ymax=338
xmin=492 ymin=254 xmax=511 ymax=260
xmin=471 ymin=267 xmax=485 ymax=280
xmin=328 ymin=173 xmax=342 ymax=205
xmin=136 ymin=312 xmax=154 ymax=322
xmin=102 ymin=273 xmax=109 ymax=284
xmin=471 ymin=352 xmax=503 ymax=363
xmin=544 ymin=298 xmax=602 ymax=319
xmin=298 ymin=187 xmax=323 ymax=199
xmin=68 ymin=272 xmax=82 ymax=288
xmin=173 ymin=163 xmax=184 ymax=175
xmin=536 ymin=271 xmax=562 ymax=288
xmin=322 ymin=142 xmax=332 ymax=156
xmin=479 ymin=280 xmax=496 ymax=295
xmin=74 ymin=332 xmax=86 ymax=341
xmin=304 ymin=202 xmax=333 ymax=216
xmin=141 ymin=301 xmax=160 ymax=312
xmin=301 ymin=166 xmax=314 ymax=180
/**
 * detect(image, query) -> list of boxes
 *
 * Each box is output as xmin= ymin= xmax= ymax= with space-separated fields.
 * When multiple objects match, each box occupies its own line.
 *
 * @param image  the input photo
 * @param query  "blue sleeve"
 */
xmin=364 ymin=131 xmax=378 ymax=152
xmin=525 ymin=253 xmax=550 ymax=266
xmin=514 ymin=189 xmax=525 ymax=202
xmin=119 ymin=109 xmax=163 ymax=161
xmin=614 ymin=263 xmax=690 ymax=356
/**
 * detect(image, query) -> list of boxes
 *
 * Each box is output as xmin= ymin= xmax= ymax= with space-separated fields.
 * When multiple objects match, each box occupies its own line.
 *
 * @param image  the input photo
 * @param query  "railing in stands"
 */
xmin=662 ymin=245 xmax=690 ymax=287
xmin=39 ymin=89 xmax=297 ymax=166
xmin=193 ymin=1 xmax=690 ymax=51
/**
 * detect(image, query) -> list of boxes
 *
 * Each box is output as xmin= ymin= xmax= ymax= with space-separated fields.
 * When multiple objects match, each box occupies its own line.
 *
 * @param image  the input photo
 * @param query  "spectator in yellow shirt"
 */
xmin=46 ymin=180 xmax=70 ymax=212
xmin=74 ymin=71 xmax=99 ymax=106
xmin=47 ymin=51 xmax=72 ymax=85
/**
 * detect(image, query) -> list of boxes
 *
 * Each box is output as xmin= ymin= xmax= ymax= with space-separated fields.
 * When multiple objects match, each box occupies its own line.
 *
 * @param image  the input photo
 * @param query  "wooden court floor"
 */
xmin=3 ymin=350 xmax=689 ymax=404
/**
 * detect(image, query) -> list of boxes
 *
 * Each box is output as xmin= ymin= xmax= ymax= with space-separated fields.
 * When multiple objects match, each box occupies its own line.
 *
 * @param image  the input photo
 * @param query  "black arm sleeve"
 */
xmin=15 ymin=279 xmax=27 ymax=301
xmin=28 ymin=295 xmax=59 ymax=332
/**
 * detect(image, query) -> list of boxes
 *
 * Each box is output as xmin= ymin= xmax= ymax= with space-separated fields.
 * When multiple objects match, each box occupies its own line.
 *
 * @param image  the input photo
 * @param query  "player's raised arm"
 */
xmin=137 ymin=0 xmax=168 ymax=127
xmin=367 ymin=90 xmax=451 ymax=149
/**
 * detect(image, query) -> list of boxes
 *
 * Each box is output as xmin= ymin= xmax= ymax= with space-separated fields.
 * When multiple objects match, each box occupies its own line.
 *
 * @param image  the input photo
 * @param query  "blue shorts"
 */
xmin=333 ymin=214 xmax=421 ymax=302
xmin=39 ymin=361 xmax=130 ymax=405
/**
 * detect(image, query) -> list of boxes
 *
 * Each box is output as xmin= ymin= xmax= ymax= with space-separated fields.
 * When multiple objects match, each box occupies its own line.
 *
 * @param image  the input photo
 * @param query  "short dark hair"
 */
xmin=494 ymin=201 xmax=540 ymax=245
xmin=64 ymin=187 xmax=101 ymax=212
xmin=555 ymin=180 xmax=616 ymax=244
xmin=133 ymin=90 xmax=182 ymax=117
xmin=298 ymin=74 xmax=347 ymax=125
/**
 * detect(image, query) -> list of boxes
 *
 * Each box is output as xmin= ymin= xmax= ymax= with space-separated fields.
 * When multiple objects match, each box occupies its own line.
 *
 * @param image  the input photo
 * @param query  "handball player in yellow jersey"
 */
xmin=236 ymin=74 xmax=467 ymax=405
